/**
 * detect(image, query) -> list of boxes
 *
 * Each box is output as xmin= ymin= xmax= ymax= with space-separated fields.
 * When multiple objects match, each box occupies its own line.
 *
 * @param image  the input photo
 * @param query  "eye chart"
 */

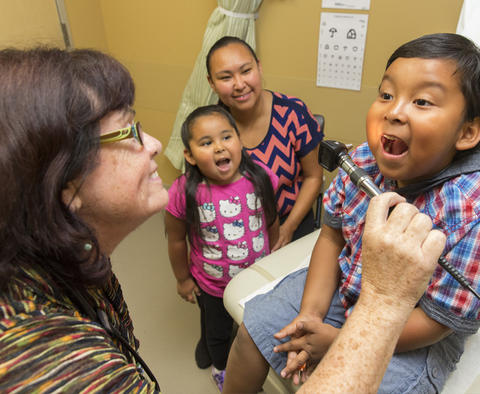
xmin=316 ymin=12 xmax=368 ymax=91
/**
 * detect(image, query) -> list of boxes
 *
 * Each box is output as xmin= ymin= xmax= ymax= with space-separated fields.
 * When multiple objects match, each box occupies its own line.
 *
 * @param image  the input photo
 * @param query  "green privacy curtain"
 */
xmin=165 ymin=0 xmax=263 ymax=171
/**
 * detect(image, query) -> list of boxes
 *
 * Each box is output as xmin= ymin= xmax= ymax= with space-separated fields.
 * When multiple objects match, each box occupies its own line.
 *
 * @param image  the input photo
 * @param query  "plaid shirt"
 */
xmin=323 ymin=142 xmax=480 ymax=334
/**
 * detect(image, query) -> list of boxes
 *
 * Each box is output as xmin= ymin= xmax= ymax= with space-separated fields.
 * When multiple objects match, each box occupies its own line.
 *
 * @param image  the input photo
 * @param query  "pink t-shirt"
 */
xmin=167 ymin=166 xmax=278 ymax=297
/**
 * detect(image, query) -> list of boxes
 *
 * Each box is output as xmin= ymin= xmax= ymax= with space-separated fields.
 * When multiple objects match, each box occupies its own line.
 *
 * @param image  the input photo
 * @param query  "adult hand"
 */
xmin=272 ymin=223 xmax=295 ymax=251
xmin=298 ymin=194 xmax=446 ymax=393
xmin=273 ymin=317 xmax=338 ymax=384
xmin=361 ymin=192 xmax=446 ymax=310
xmin=177 ymin=277 xmax=200 ymax=304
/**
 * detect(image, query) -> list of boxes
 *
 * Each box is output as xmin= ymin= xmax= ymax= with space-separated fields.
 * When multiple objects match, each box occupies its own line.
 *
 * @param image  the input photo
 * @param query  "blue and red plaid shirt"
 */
xmin=323 ymin=142 xmax=480 ymax=334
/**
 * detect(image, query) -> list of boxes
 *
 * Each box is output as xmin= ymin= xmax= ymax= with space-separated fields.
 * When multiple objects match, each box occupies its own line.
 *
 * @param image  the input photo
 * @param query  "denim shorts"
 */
xmin=243 ymin=267 xmax=465 ymax=393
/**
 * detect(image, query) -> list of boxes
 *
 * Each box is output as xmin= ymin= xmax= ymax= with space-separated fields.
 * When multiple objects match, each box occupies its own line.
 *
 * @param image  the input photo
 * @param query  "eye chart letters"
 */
xmin=316 ymin=12 xmax=368 ymax=91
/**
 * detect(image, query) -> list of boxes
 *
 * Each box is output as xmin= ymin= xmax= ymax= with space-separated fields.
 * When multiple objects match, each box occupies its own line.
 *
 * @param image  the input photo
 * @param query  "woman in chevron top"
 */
xmin=206 ymin=36 xmax=324 ymax=251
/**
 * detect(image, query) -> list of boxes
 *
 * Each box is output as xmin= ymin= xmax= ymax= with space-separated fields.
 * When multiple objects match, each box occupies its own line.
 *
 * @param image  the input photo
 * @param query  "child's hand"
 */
xmin=177 ymin=277 xmax=200 ymax=304
xmin=273 ymin=316 xmax=338 ymax=383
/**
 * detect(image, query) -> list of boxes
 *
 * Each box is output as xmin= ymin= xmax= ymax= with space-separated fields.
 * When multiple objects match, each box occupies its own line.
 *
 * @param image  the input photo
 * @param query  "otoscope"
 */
xmin=318 ymin=140 xmax=480 ymax=301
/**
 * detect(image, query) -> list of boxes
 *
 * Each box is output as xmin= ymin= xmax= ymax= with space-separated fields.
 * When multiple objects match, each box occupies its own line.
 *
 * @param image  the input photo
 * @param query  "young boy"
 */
xmin=222 ymin=33 xmax=480 ymax=393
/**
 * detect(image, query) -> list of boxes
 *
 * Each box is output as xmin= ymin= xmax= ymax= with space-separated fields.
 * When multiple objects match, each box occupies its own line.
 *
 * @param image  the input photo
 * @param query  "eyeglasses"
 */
xmin=99 ymin=121 xmax=144 ymax=146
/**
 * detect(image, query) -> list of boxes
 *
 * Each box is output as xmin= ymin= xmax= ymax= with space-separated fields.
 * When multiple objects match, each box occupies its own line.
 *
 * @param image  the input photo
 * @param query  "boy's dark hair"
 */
xmin=0 ymin=47 xmax=135 ymax=288
xmin=206 ymin=36 xmax=258 ymax=77
xmin=386 ymin=33 xmax=480 ymax=122
xmin=180 ymin=105 xmax=277 ymax=240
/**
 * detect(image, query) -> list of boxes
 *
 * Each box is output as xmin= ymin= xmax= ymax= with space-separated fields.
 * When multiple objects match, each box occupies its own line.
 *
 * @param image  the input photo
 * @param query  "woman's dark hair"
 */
xmin=180 ymin=105 xmax=277 ymax=240
xmin=206 ymin=36 xmax=258 ymax=77
xmin=0 ymin=47 xmax=135 ymax=288
xmin=386 ymin=33 xmax=480 ymax=122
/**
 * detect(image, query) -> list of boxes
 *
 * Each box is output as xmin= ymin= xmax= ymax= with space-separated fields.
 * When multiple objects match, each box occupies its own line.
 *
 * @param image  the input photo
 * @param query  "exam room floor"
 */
xmin=112 ymin=211 xmax=218 ymax=394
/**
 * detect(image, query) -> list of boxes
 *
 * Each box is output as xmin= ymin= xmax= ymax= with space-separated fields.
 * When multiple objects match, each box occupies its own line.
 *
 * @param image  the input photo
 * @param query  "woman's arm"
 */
xmin=273 ymin=145 xmax=323 ymax=251
xmin=267 ymin=216 xmax=280 ymax=252
xmin=164 ymin=211 xmax=199 ymax=303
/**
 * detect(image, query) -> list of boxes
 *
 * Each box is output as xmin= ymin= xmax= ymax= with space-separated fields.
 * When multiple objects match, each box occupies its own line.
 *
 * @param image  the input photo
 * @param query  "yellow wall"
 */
xmin=64 ymin=0 xmax=108 ymax=51
xmin=64 ymin=0 xmax=462 ymax=186
xmin=0 ymin=0 xmax=64 ymax=48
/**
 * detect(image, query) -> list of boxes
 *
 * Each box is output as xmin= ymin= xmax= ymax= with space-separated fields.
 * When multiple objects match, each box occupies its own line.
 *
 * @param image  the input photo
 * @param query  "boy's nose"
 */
xmin=384 ymin=101 xmax=407 ymax=124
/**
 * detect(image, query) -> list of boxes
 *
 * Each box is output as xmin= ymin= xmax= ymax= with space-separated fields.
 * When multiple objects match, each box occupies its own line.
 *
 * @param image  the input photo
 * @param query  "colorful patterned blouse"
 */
xmin=245 ymin=91 xmax=324 ymax=217
xmin=0 ymin=265 xmax=158 ymax=392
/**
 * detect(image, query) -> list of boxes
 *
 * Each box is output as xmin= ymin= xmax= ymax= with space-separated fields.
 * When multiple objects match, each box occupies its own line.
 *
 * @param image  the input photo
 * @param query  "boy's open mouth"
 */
xmin=382 ymin=135 xmax=408 ymax=156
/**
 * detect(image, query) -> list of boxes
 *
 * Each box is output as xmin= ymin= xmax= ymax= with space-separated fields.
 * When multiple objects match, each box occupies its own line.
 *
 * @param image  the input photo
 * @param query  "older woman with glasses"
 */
xmin=0 ymin=47 xmax=166 ymax=392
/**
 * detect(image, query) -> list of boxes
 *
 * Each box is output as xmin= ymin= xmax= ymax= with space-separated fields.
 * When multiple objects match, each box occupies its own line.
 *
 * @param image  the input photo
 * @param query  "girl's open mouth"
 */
xmin=216 ymin=158 xmax=231 ymax=170
xmin=382 ymin=135 xmax=408 ymax=156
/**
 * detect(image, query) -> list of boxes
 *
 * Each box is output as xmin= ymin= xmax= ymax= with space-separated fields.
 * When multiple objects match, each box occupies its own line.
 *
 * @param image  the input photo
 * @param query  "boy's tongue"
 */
xmin=382 ymin=135 xmax=408 ymax=155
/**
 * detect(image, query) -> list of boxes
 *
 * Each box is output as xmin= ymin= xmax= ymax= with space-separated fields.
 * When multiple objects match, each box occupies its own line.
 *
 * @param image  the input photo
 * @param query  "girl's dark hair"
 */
xmin=180 ymin=105 xmax=277 ymax=240
xmin=386 ymin=33 xmax=480 ymax=121
xmin=206 ymin=36 xmax=258 ymax=77
xmin=0 ymin=47 xmax=135 ymax=288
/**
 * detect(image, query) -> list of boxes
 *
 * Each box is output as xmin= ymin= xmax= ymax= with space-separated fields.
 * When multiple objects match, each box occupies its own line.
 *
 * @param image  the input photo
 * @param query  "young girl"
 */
xmin=165 ymin=105 xmax=279 ymax=391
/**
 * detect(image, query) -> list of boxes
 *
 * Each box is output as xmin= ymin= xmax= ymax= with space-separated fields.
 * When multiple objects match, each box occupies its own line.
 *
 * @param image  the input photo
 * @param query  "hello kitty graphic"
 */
xmin=203 ymin=262 xmax=223 ymax=279
xmin=223 ymin=219 xmax=245 ymax=241
xmin=255 ymin=251 xmax=267 ymax=262
xmin=201 ymin=225 xmax=219 ymax=242
xmin=198 ymin=202 xmax=216 ymax=223
xmin=252 ymin=231 xmax=265 ymax=252
xmin=246 ymin=192 xmax=261 ymax=210
xmin=249 ymin=215 xmax=262 ymax=232
xmin=228 ymin=261 xmax=251 ymax=278
xmin=202 ymin=244 xmax=222 ymax=260
xmin=219 ymin=196 xmax=241 ymax=218
xmin=228 ymin=265 xmax=244 ymax=278
xmin=227 ymin=241 xmax=248 ymax=261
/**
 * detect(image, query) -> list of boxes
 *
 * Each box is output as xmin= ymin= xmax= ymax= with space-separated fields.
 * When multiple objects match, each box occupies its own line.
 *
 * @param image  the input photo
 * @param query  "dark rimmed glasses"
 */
xmin=99 ymin=121 xmax=144 ymax=146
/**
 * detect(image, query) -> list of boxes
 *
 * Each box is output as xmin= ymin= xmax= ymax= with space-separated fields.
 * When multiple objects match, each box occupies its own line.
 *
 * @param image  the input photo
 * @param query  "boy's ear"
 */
xmin=456 ymin=117 xmax=480 ymax=151
xmin=62 ymin=182 xmax=82 ymax=212
xmin=184 ymin=149 xmax=196 ymax=166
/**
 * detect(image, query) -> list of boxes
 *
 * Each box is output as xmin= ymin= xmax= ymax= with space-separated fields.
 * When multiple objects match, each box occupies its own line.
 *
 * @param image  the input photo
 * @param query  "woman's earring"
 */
xmin=84 ymin=242 xmax=92 ymax=251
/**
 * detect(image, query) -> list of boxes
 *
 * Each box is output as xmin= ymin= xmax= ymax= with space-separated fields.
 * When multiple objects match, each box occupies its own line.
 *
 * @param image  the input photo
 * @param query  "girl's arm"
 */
xmin=396 ymin=307 xmax=452 ymax=352
xmin=272 ymin=146 xmax=323 ymax=251
xmin=164 ymin=211 xmax=200 ymax=303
